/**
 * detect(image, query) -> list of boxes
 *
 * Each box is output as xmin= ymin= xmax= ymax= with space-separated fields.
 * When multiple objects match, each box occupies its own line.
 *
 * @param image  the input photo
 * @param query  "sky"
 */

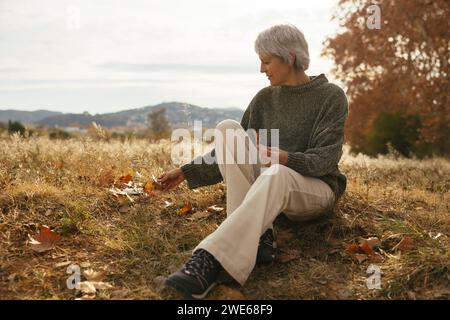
xmin=0 ymin=0 xmax=342 ymax=114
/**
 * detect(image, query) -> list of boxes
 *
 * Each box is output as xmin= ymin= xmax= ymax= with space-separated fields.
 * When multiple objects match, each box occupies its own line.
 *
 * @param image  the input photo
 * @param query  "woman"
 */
xmin=157 ymin=24 xmax=348 ymax=299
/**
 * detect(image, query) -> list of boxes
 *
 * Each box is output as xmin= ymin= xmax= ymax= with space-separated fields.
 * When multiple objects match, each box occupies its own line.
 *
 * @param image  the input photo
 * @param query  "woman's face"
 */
xmin=259 ymin=54 xmax=293 ymax=86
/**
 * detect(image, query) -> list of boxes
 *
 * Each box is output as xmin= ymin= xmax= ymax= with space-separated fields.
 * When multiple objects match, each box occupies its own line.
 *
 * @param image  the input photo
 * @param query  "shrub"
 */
xmin=8 ymin=120 xmax=26 ymax=136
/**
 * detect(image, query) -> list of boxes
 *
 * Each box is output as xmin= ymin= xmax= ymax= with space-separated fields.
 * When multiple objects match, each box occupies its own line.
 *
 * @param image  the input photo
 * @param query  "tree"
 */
xmin=147 ymin=108 xmax=171 ymax=140
xmin=8 ymin=120 xmax=26 ymax=135
xmin=322 ymin=0 xmax=450 ymax=157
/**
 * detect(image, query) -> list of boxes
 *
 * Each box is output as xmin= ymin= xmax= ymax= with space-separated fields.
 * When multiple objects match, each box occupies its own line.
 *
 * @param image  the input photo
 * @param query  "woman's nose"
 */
xmin=260 ymin=63 xmax=265 ymax=73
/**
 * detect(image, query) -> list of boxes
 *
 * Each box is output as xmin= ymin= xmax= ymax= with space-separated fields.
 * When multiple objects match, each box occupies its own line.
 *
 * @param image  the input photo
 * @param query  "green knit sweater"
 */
xmin=181 ymin=74 xmax=349 ymax=200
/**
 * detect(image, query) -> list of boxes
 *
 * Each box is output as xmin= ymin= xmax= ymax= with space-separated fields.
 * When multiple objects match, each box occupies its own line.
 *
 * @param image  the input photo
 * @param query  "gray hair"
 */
xmin=254 ymin=24 xmax=310 ymax=71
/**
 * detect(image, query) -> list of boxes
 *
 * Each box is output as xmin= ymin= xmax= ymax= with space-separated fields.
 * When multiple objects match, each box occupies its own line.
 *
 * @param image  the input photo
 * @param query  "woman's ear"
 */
xmin=290 ymin=53 xmax=296 ymax=67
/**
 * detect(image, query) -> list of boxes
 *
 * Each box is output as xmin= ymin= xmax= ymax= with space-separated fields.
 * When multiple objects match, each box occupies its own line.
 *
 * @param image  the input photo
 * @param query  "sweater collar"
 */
xmin=279 ymin=73 xmax=328 ymax=93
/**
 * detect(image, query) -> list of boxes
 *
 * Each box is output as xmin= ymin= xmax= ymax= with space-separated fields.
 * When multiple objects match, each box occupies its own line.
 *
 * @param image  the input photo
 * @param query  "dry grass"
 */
xmin=0 ymin=136 xmax=448 ymax=300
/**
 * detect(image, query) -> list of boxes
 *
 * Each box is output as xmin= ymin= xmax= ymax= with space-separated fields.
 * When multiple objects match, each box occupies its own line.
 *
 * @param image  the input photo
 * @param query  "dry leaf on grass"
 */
xmin=365 ymin=237 xmax=381 ymax=249
xmin=79 ymin=281 xmax=113 ymax=294
xmin=163 ymin=201 xmax=173 ymax=208
xmin=359 ymin=241 xmax=375 ymax=255
xmin=207 ymin=205 xmax=224 ymax=214
xmin=188 ymin=211 xmax=213 ymax=221
xmin=83 ymin=269 xmax=107 ymax=282
xmin=393 ymin=236 xmax=415 ymax=251
xmin=144 ymin=175 xmax=164 ymax=194
xmin=109 ymin=188 xmax=135 ymax=203
xmin=177 ymin=202 xmax=193 ymax=215
xmin=347 ymin=237 xmax=381 ymax=255
xmin=54 ymin=261 xmax=72 ymax=268
xmin=354 ymin=254 xmax=368 ymax=263
xmin=118 ymin=174 xmax=132 ymax=185
xmin=28 ymin=225 xmax=61 ymax=252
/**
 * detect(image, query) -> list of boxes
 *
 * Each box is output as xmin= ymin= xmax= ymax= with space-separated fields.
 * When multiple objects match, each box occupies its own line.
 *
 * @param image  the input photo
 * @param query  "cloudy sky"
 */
xmin=0 ymin=0 xmax=342 ymax=114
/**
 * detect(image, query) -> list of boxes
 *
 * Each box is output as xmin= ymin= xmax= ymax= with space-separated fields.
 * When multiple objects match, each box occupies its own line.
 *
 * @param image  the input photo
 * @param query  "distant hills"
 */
xmin=0 ymin=102 xmax=245 ymax=129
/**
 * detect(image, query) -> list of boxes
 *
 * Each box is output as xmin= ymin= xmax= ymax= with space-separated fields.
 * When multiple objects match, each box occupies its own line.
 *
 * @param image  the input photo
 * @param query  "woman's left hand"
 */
xmin=257 ymin=144 xmax=289 ymax=167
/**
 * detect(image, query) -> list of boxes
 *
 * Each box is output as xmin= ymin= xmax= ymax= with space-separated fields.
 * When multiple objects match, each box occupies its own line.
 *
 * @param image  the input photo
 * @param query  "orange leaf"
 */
xmin=359 ymin=240 xmax=375 ymax=255
xmin=119 ymin=174 xmax=132 ymax=184
xmin=354 ymin=253 xmax=368 ymax=264
xmin=144 ymin=176 xmax=163 ymax=194
xmin=29 ymin=225 xmax=61 ymax=252
xmin=346 ymin=243 xmax=360 ymax=255
xmin=177 ymin=202 xmax=192 ymax=215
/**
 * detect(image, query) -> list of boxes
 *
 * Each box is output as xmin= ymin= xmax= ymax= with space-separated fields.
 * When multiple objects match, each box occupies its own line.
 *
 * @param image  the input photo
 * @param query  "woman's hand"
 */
xmin=157 ymin=168 xmax=186 ymax=191
xmin=258 ymin=144 xmax=289 ymax=167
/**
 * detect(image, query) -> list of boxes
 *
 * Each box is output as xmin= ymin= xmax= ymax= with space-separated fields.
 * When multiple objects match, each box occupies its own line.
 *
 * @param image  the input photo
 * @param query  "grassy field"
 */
xmin=0 ymin=134 xmax=449 ymax=300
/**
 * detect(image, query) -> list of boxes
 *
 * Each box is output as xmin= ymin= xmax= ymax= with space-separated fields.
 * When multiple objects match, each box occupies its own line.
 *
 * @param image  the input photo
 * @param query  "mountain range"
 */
xmin=0 ymin=102 xmax=245 ymax=129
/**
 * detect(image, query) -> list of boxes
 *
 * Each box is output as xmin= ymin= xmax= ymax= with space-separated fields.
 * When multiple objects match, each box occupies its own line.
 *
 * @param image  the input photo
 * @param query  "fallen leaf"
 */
xmin=393 ymin=236 xmax=415 ymax=251
xmin=92 ymin=281 xmax=113 ymax=290
xmin=54 ymin=261 xmax=72 ymax=268
xmin=83 ymin=269 xmax=107 ymax=282
xmin=79 ymin=281 xmax=113 ymax=294
xmin=109 ymin=188 xmax=134 ymax=203
xmin=206 ymin=205 xmax=224 ymax=214
xmin=365 ymin=237 xmax=381 ymax=249
xmin=28 ymin=225 xmax=61 ymax=252
xmin=177 ymin=202 xmax=193 ymax=215
xmin=79 ymin=281 xmax=96 ymax=294
xmin=187 ymin=211 xmax=213 ymax=220
xmin=354 ymin=253 xmax=368 ymax=264
xmin=345 ymin=243 xmax=360 ymax=255
xmin=346 ymin=237 xmax=380 ymax=257
xmin=163 ymin=201 xmax=173 ymax=208
xmin=359 ymin=241 xmax=375 ymax=255
xmin=122 ymin=187 xmax=143 ymax=195
xmin=144 ymin=175 xmax=164 ymax=194
xmin=118 ymin=174 xmax=132 ymax=185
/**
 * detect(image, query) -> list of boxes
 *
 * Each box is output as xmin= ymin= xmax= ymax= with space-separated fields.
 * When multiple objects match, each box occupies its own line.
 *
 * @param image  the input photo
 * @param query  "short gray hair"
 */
xmin=254 ymin=24 xmax=310 ymax=71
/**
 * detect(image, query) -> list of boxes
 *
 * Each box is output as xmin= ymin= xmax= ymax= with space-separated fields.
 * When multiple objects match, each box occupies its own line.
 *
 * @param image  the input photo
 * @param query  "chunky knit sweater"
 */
xmin=181 ymin=74 xmax=349 ymax=200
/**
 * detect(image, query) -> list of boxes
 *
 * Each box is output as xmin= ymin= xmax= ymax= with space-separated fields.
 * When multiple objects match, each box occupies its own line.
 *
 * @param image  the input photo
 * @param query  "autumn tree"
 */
xmin=322 ymin=0 xmax=450 ymax=158
xmin=147 ymin=108 xmax=171 ymax=140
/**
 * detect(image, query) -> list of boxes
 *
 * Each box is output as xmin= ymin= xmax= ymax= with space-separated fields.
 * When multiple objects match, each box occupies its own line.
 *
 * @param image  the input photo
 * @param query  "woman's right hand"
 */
xmin=156 ymin=168 xmax=186 ymax=191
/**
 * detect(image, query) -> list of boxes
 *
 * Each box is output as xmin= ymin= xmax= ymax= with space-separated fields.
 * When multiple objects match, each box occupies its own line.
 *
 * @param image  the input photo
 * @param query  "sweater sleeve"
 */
xmin=180 ymin=106 xmax=251 ymax=189
xmin=285 ymin=90 xmax=348 ymax=177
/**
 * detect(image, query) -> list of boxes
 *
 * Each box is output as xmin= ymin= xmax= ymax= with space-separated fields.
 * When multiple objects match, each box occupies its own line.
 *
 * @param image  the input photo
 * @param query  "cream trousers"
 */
xmin=194 ymin=119 xmax=335 ymax=285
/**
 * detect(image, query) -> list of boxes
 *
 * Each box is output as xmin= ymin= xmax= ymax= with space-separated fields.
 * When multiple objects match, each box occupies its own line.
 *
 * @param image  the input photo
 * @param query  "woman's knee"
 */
xmin=259 ymin=164 xmax=291 ymax=185
xmin=261 ymin=164 xmax=289 ymax=177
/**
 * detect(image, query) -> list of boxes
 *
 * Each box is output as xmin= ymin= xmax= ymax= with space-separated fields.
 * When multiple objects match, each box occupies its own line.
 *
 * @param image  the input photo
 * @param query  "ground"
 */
xmin=0 ymin=136 xmax=448 ymax=300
